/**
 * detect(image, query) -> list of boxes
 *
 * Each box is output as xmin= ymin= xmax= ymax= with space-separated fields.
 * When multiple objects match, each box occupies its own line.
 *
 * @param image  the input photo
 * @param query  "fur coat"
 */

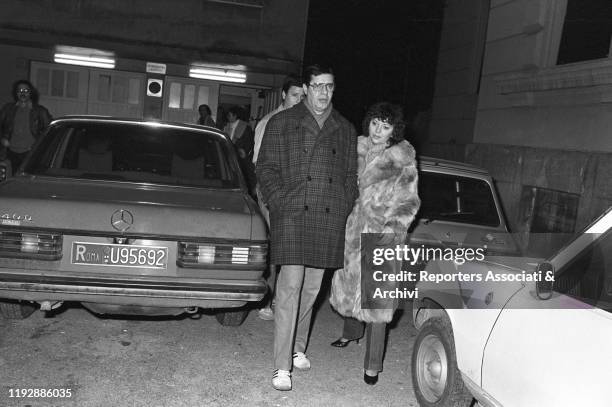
xmin=330 ymin=136 xmax=420 ymax=323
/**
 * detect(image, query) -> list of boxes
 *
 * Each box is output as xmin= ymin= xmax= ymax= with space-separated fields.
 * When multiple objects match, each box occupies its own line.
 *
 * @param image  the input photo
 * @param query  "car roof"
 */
xmin=50 ymin=115 xmax=227 ymax=137
xmin=48 ymin=117 xmax=490 ymax=176
xmin=419 ymin=155 xmax=490 ymax=176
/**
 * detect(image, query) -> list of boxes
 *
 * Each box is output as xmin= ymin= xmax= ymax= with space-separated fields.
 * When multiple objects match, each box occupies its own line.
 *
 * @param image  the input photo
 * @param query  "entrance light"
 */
xmin=53 ymin=46 xmax=115 ymax=69
xmin=189 ymin=66 xmax=246 ymax=83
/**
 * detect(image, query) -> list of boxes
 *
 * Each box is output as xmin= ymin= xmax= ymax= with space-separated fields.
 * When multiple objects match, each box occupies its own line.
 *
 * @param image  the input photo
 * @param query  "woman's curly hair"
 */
xmin=361 ymin=102 xmax=406 ymax=146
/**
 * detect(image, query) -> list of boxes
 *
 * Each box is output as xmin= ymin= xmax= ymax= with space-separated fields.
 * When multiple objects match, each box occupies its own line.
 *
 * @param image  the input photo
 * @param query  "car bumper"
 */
xmin=0 ymin=272 xmax=266 ymax=309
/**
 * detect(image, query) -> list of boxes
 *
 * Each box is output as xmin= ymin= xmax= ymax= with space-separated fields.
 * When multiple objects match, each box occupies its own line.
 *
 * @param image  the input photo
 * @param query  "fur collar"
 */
xmin=358 ymin=136 xmax=416 ymax=189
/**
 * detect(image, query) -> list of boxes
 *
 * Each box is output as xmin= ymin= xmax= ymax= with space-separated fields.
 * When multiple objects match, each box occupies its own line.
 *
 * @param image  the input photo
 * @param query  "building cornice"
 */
xmin=496 ymin=58 xmax=612 ymax=95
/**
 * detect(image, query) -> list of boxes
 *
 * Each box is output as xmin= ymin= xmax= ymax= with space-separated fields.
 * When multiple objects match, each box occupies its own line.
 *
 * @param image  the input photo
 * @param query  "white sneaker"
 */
xmin=292 ymin=352 xmax=311 ymax=370
xmin=272 ymin=369 xmax=291 ymax=391
xmin=257 ymin=307 xmax=274 ymax=321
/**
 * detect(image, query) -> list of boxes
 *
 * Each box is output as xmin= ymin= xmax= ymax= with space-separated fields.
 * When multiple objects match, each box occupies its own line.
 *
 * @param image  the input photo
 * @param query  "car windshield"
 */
xmin=419 ymin=171 xmax=501 ymax=227
xmin=25 ymin=121 xmax=241 ymax=188
xmin=555 ymin=229 xmax=612 ymax=312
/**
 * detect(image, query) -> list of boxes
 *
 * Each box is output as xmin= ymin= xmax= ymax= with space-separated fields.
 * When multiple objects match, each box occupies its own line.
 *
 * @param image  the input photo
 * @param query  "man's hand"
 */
xmin=0 ymin=138 xmax=9 ymax=148
xmin=238 ymin=148 xmax=246 ymax=159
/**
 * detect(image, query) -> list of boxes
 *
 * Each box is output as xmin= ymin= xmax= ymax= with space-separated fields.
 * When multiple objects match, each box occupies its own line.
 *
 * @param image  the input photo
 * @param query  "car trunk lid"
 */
xmin=0 ymin=177 xmax=253 ymax=239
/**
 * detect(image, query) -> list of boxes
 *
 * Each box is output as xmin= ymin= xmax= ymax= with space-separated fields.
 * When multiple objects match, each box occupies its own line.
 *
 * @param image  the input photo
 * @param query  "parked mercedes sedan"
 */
xmin=0 ymin=117 xmax=267 ymax=326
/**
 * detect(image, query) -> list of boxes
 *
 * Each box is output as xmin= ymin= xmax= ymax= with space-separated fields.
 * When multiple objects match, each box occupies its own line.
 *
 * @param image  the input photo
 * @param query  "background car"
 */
xmin=412 ymin=156 xmax=518 ymax=252
xmin=404 ymin=157 xmax=520 ymax=279
xmin=411 ymin=206 xmax=612 ymax=406
xmin=0 ymin=116 xmax=267 ymax=326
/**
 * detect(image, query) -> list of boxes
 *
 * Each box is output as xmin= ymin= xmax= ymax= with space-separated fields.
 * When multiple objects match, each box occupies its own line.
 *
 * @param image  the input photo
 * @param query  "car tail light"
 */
xmin=177 ymin=241 xmax=267 ymax=269
xmin=0 ymin=230 xmax=63 ymax=260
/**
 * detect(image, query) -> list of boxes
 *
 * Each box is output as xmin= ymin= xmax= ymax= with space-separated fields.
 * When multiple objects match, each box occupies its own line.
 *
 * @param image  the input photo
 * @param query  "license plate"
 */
xmin=71 ymin=242 xmax=168 ymax=269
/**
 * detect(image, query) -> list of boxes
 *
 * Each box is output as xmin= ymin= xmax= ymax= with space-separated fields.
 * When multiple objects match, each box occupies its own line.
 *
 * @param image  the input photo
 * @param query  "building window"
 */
xmin=518 ymin=186 xmax=580 ymax=257
xmin=169 ymin=83 xmax=182 ymax=109
xmin=98 ymin=74 xmax=111 ymax=102
xmin=36 ymin=67 xmax=81 ymax=99
xmin=557 ymin=0 xmax=612 ymax=65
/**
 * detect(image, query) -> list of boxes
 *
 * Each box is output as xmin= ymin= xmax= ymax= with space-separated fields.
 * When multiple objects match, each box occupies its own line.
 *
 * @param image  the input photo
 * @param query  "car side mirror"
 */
xmin=536 ymin=262 xmax=554 ymax=300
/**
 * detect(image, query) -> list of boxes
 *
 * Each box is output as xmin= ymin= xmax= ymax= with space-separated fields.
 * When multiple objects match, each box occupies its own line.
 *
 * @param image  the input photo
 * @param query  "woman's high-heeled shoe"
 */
xmin=363 ymin=372 xmax=378 ymax=385
xmin=330 ymin=337 xmax=360 ymax=347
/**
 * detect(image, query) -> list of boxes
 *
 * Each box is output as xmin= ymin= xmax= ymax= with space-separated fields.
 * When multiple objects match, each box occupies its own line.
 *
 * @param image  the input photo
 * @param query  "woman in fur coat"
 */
xmin=329 ymin=102 xmax=420 ymax=384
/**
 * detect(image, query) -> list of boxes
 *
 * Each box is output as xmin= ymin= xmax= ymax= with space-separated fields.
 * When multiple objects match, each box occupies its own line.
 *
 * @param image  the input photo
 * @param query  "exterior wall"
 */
xmin=466 ymin=143 xmax=612 ymax=233
xmin=425 ymin=0 xmax=490 ymax=160
xmin=0 ymin=1 xmax=308 ymax=121
xmin=429 ymin=0 xmax=612 ymax=244
xmin=0 ymin=0 xmax=308 ymax=73
xmin=475 ymin=0 xmax=612 ymax=153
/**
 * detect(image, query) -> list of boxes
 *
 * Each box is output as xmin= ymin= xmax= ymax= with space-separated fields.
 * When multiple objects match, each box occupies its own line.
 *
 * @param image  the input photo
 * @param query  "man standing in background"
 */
xmin=224 ymin=106 xmax=255 ymax=197
xmin=0 ymin=79 xmax=52 ymax=174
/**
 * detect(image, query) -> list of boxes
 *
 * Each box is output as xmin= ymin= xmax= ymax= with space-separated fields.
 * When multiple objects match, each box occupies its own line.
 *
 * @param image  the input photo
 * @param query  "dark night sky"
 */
xmin=303 ymin=0 xmax=445 ymax=132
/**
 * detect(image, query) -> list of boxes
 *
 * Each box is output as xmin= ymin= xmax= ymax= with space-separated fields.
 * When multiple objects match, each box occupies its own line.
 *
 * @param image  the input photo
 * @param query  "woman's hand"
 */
xmin=376 ymin=231 xmax=398 ymax=247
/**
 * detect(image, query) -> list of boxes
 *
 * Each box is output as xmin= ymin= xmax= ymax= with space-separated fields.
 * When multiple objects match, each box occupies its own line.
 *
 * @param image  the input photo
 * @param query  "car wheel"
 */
xmin=0 ymin=300 xmax=37 ymax=319
xmin=411 ymin=317 xmax=473 ymax=407
xmin=215 ymin=309 xmax=249 ymax=326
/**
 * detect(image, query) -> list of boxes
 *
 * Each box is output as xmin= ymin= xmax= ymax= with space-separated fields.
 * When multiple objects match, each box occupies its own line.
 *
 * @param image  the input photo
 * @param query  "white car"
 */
xmin=411 ymin=207 xmax=612 ymax=407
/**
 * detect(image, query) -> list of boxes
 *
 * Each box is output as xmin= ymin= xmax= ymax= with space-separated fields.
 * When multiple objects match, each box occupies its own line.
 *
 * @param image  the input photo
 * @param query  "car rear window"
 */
xmin=25 ymin=121 xmax=241 ymax=188
xmin=419 ymin=171 xmax=501 ymax=227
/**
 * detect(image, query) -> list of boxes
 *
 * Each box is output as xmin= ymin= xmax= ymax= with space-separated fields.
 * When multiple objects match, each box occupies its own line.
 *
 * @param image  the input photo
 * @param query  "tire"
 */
xmin=215 ymin=309 xmax=249 ymax=326
xmin=411 ymin=317 xmax=474 ymax=407
xmin=0 ymin=300 xmax=37 ymax=319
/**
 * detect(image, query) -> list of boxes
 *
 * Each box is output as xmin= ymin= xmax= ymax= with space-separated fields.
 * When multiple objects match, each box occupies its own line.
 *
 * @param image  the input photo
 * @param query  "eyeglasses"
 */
xmin=308 ymin=82 xmax=335 ymax=93
xmin=17 ymin=88 xmax=31 ymax=94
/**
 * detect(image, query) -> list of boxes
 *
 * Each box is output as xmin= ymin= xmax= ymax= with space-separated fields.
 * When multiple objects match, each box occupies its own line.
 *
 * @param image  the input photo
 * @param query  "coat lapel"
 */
xmin=298 ymin=104 xmax=320 ymax=136
xmin=320 ymin=111 xmax=340 ymax=137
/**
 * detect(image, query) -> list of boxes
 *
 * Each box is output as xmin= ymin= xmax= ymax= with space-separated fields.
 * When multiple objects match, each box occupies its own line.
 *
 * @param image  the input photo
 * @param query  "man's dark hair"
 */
xmin=228 ymin=105 xmax=243 ymax=118
xmin=12 ymin=79 xmax=39 ymax=104
xmin=282 ymin=76 xmax=302 ymax=94
xmin=302 ymin=65 xmax=334 ymax=86
xmin=362 ymin=102 xmax=406 ymax=147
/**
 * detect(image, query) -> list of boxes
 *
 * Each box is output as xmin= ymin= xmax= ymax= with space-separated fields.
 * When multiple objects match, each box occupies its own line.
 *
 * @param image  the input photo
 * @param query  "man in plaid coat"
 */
xmin=257 ymin=64 xmax=358 ymax=391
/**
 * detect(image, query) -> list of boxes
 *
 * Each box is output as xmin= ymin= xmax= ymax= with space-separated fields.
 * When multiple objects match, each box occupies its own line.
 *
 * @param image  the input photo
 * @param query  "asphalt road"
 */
xmin=0 ymin=295 xmax=419 ymax=407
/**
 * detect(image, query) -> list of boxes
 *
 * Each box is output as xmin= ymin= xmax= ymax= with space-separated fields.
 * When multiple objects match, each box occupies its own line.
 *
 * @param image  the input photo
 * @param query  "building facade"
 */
xmin=427 ymin=0 xmax=612 ymax=254
xmin=0 ymin=0 xmax=309 ymax=125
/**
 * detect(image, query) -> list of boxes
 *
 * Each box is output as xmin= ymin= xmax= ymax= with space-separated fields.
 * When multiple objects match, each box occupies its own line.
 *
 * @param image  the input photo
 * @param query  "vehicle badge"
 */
xmin=111 ymin=209 xmax=134 ymax=232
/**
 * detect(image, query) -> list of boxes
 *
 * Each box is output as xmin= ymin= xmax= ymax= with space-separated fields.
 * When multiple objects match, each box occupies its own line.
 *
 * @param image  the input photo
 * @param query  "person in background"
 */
xmin=216 ymin=106 xmax=227 ymax=130
xmin=329 ymin=102 xmax=420 ymax=385
xmin=0 ymin=79 xmax=52 ymax=174
xmin=224 ymin=106 xmax=256 ymax=197
xmin=197 ymin=104 xmax=216 ymax=127
xmin=257 ymin=64 xmax=358 ymax=391
xmin=253 ymin=75 xmax=304 ymax=321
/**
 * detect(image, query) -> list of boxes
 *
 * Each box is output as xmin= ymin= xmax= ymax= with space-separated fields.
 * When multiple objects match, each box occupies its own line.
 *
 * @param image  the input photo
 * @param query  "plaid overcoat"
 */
xmin=256 ymin=102 xmax=358 ymax=268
